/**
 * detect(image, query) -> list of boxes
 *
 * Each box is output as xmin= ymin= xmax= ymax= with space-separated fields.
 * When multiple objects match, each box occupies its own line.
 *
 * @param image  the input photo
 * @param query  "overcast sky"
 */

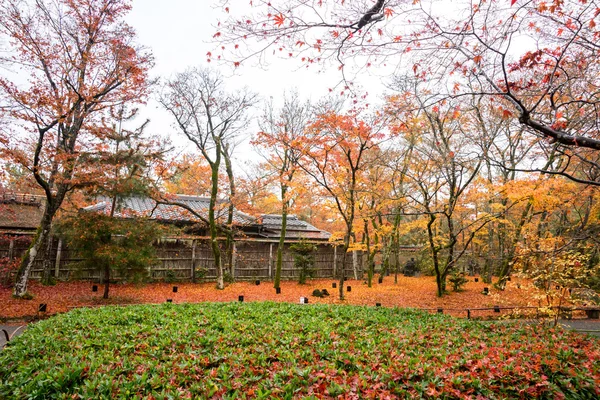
xmin=126 ymin=0 xmax=388 ymax=166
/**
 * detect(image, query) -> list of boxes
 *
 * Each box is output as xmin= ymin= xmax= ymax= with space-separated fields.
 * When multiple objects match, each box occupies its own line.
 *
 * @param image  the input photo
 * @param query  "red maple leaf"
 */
xmin=274 ymin=13 xmax=285 ymax=27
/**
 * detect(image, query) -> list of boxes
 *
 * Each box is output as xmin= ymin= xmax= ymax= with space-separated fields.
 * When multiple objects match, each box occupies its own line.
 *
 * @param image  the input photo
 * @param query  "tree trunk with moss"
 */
xmin=274 ymin=190 xmax=289 ymax=290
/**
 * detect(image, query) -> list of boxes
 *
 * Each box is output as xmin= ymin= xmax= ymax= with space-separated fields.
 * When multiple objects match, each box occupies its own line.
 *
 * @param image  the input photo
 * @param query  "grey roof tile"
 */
xmin=84 ymin=195 xmax=257 ymax=226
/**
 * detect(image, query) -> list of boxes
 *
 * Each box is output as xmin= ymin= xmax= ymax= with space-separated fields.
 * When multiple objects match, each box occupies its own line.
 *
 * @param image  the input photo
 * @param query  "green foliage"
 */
xmin=55 ymin=212 xmax=163 ymax=283
xmin=164 ymin=269 xmax=177 ymax=283
xmin=416 ymin=248 xmax=434 ymax=276
xmin=449 ymin=270 xmax=468 ymax=292
xmin=0 ymin=303 xmax=598 ymax=399
xmin=194 ymin=267 xmax=209 ymax=280
xmin=223 ymin=270 xmax=234 ymax=284
xmin=290 ymin=240 xmax=317 ymax=284
xmin=583 ymin=249 xmax=600 ymax=292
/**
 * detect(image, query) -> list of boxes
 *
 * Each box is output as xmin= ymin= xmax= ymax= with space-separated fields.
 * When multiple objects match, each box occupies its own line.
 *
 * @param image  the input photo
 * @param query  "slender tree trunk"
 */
xmin=352 ymin=250 xmax=359 ymax=280
xmin=13 ymin=205 xmax=55 ymax=297
xmin=209 ymin=144 xmax=224 ymax=290
xmin=98 ymin=196 xmax=120 ymax=299
xmin=40 ymin=234 xmax=55 ymax=285
xmin=339 ymin=236 xmax=350 ymax=300
xmin=223 ymin=145 xmax=236 ymax=275
xmin=339 ymin=253 xmax=346 ymax=300
xmin=103 ymin=262 xmax=110 ymax=299
xmin=274 ymin=192 xmax=288 ymax=290
xmin=392 ymin=214 xmax=402 ymax=284
xmin=426 ymin=214 xmax=445 ymax=297
xmin=496 ymin=200 xmax=533 ymax=289
xmin=364 ymin=219 xmax=373 ymax=287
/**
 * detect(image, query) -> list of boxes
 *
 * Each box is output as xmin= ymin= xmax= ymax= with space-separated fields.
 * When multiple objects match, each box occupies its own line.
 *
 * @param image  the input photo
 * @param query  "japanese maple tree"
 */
xmin=254 ymin=91 xmax=313 ymax=290
xmin=295 ymin=108 xmax=386 ymax=299
xmin=159 ymin=67 xmax=255 ymax=290
xmin=216 ymin=0 xmax=600 ymax=185
xmin=0 ymin=0 xmax=153 ymax=298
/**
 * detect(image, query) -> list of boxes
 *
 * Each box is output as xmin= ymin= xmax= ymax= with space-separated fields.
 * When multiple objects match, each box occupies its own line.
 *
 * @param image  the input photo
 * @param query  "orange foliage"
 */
xmin=163 ymin=155 xmax=215 ymax=196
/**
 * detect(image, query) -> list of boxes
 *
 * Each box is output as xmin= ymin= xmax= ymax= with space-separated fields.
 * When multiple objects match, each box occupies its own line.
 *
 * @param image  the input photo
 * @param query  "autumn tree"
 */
xmin=216 ymin=0 xmax=600 ymax=185
xmin=235 ymin=163 xmax=282 ymax=216
xmin=254 ymin=92 xmax=313 ymax=290
xmin=416 ymin=0 xmax=600 ymax=183
xmin=295 ymin=108 xmax=385 ymax=299
xmin=70 ymin=106 xmax=167 ymax=298
xmin=0 ymin=0 xmax=153 ymax=298
xmin=159 ymin=67 xmax=255 ymax=289
xmin=163 ymin=155 xmax=215 ymax=197
xmin=355 ymin=147 xmax=395 ymax=287
xmin=387 ymin=84 xmax=494 ymax=296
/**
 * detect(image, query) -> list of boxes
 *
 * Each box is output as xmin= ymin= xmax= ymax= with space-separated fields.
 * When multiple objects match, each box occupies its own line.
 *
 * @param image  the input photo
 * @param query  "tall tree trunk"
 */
xmin=496 ymin=200 xmax=533 ymax=289
xmin=40 ymin=234 xmax=55 ymax=285
xmin=352 ymin=250 xmax=359 ymax=280
xmin=426 ymin=214 xmax=445 ymax=297
xmin=103 ymin=262 xmax=110 ymax=299
xmin=392 ymin=214 xmax=402 ymax=284
xmin=351 ymin=230 xmax=359 ymax=280
xmin=223 ymin=144 xmax=236 ymax=276
xmin=338 ymin=235 xmax=350 ymax=300
xmin=13 ymin=204 xmax=55 ymax=297
xmin=364 ymin=219 xmax=374 ymax=287
xmin=210 ymin=144 xmax=224 ymax=290
xmin=274 ymin=191 xmax=288 ymax=290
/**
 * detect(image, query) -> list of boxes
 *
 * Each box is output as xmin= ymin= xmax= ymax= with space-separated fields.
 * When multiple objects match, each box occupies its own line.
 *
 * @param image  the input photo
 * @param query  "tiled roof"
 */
xmin=259 ymin=214 xmax=331 ymax=240
xmin=84 ymin=195 xmax=257 ymax=226
xmin=0 ymin=193 xmax=45 ymax=230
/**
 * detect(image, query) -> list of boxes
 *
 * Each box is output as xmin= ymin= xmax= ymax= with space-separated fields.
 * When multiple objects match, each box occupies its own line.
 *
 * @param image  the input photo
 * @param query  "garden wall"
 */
xmin=1 ymin=235 xmax=420 ymax=282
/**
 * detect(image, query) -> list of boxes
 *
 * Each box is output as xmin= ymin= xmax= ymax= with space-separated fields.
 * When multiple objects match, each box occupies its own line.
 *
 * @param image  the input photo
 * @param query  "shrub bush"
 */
xmin=290 ymin=240 xmax=316 ymax=284
xmin=1 ymin=303 xmax=598 ymax=399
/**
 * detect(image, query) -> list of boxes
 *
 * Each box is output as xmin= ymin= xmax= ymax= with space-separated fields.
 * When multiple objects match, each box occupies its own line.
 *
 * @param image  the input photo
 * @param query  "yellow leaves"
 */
xmin=347 ymin=242 xmax=366 ymax=252
xmin=397 ymin=218 xmax=428 ymax=237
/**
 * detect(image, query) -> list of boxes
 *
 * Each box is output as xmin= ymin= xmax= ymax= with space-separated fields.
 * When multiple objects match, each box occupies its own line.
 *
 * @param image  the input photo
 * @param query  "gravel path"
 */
xmin=559 ymin=319 xmax=600 ymax=337
xmin=0 ymin=325 xmax=27 ymax=349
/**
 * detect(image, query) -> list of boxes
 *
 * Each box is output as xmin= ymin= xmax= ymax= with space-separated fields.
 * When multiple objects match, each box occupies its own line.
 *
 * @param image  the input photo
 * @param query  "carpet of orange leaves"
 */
xmin=1 ymin=276 xmax=543 ymax=321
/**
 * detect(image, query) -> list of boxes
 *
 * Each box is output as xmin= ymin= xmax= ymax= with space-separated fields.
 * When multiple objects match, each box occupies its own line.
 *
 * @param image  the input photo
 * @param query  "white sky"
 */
xmin=126 ymin=0 xmax=386 ymax=167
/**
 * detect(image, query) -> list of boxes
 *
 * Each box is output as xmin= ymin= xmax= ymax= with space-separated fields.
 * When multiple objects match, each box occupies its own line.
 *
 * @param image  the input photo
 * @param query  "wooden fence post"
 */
xmin=8 ymin=238 xmax=14 ymax=260
xmin=269 ymin=243 xmax=273 ymax=279
xmin=333 ymin=245 xmax=337 ymax=278
xmin=191 ymin=239 xmax=197 ymax=283
xmin=54 ymin=238 xmax=63 ymax=279
xmin=231 ymin=242 xmax=237 ymax=279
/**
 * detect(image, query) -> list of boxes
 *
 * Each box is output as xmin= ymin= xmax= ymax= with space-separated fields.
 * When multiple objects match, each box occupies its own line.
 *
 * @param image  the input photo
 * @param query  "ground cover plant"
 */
xmin=1 ymin=302 xmax=599 ymax=399
xmin=0 ymin=277 xmax=539 ymax=320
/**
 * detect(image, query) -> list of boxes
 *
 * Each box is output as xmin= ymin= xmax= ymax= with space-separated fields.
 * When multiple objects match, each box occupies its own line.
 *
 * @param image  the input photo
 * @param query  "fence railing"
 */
xmin=1 ymin=235 xmax=422 ymax=282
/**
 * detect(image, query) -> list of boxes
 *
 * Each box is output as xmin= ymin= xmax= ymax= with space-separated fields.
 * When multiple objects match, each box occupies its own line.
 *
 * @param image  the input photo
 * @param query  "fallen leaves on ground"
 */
xmin=2 ymin=276 xmax=543 ymax=320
